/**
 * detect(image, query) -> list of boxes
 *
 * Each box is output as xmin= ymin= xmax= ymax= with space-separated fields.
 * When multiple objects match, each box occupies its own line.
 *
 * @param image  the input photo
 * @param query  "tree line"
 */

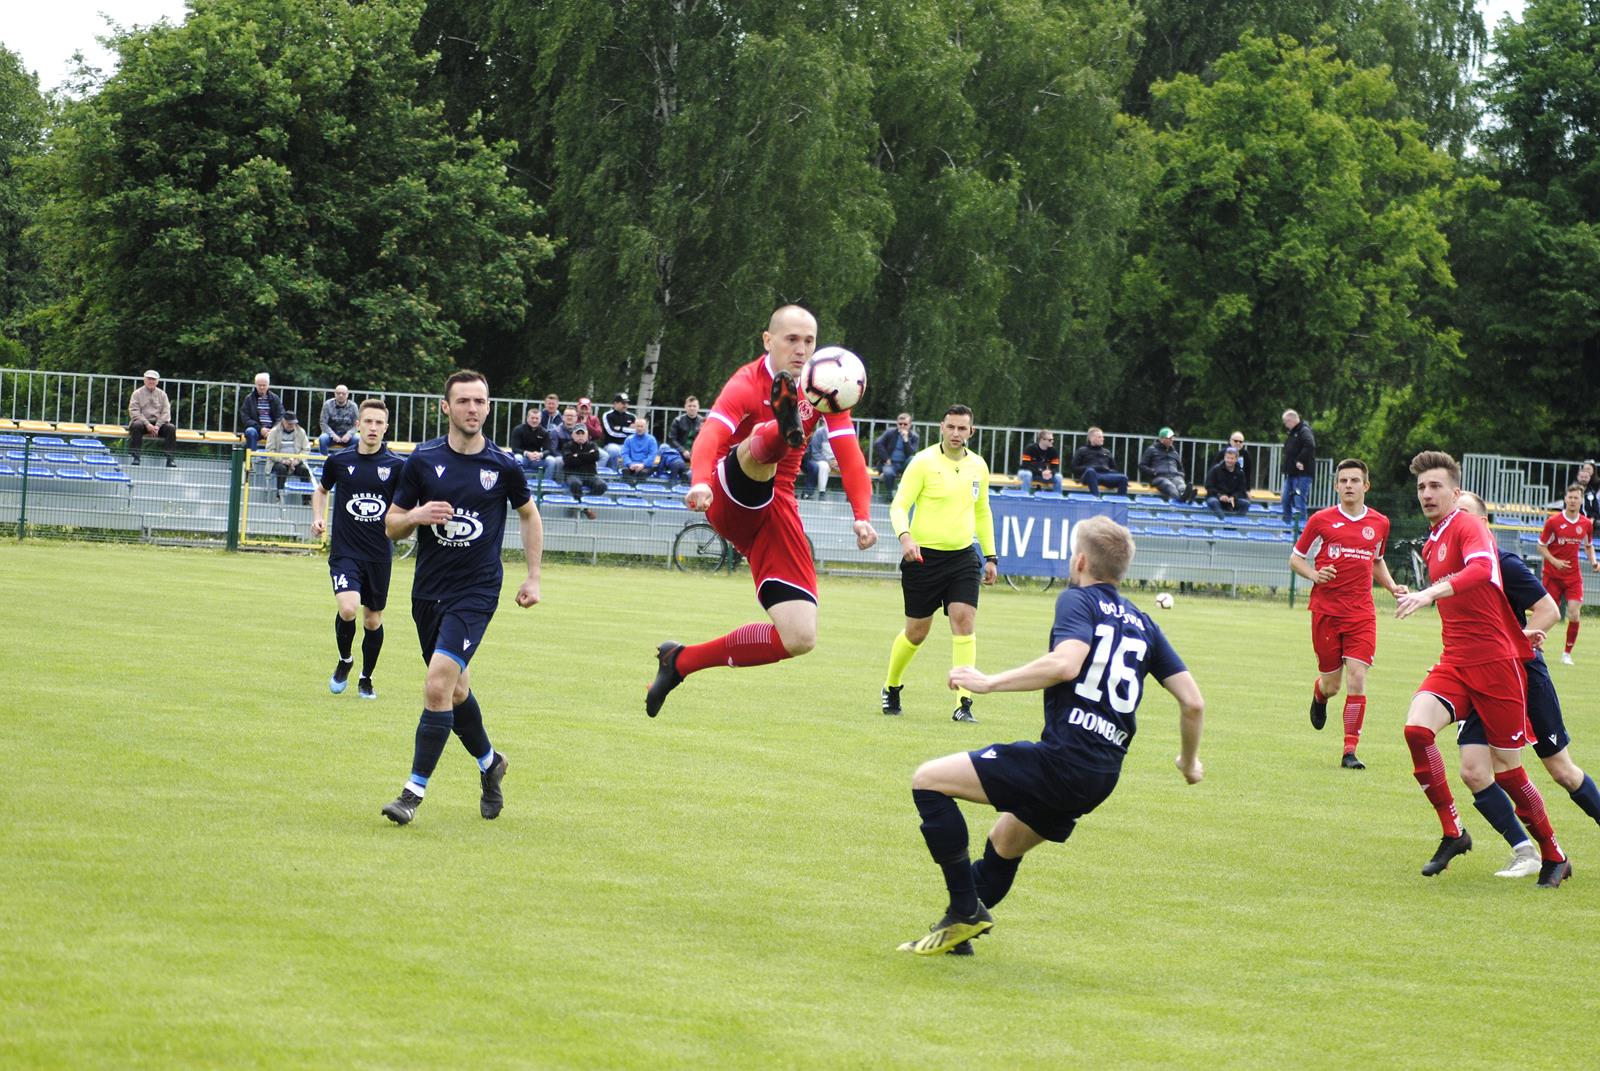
xmin=0 ymin=0 xmax=1594 ymax=480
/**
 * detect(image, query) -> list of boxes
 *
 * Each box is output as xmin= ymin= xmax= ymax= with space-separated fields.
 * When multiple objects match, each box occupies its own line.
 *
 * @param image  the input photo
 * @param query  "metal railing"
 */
xmin=1462 ymin=452 xmax=1591 ymax=509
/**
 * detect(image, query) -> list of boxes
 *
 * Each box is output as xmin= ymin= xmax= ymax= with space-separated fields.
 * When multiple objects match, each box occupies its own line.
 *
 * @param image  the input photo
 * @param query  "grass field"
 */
xmin=3 ymin=541 xmax=1599 ymax=1070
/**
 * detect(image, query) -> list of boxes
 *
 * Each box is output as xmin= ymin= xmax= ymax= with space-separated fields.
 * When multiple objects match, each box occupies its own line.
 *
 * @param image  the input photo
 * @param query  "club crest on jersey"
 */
xmin=434 ymin=465 xmax=446 ymax=478
xmin=1327 ymin=544 xmax=1343 ymax=559
xmin=1362 ymin=526 xmax=1375 ymax=540
xmin=480 ymin=469 xmax=498 ymax=490
xmin=377 ymin=466 xmax=391 ymax=481
xmin=1438 ymin=547 xmax=1447 ymax=562
xmin=798 ymin=398 xmax=815 ymax=421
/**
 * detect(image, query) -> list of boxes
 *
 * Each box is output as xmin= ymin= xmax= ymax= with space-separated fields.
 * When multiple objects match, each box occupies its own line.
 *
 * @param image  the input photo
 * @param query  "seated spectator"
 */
xmin=1017 ymin=430 xmax=1063 ymax=495
xmin=318 ymin=384 xmax=359 ymax=453
xmin=1209 ymin=431 xmax=1249 ymax=481
xmin=618 ymin=417 xmax=660 ymax=486
xmin=873 ymin=413 xmax=919 ymax=497
xmin=1574 ymin=462 xmax=1599 ymax=524
xmin=537 ymin=393 xmax=562 ymax=429
xmin=127 ymin=369 xmax=177 ymax=467
xmin=600 ymin=392 xmax=636 ymax=470
xmin=1070 ymin=426 xmax=1129 ymax=496
xmin=800 ymin=423 xmax=839 ymax=499
xmin=575 ymin=397 xmax=605 ymax=445
xmin=1204 ymin=447 xmax=1251 ymax=519
xmin=509 ymin=405 xmax=557 ymax=485
xmin=265 ymin=411 xmax=312 ymax=499
xmin=1139 ymin=426 xmax=1195 ymax=502
xmin=668 ymin=396 xmax=703 ymax=456
xmin=546 ymin=407 xmax=581 ymax=483
xmin=561 ymin=424 xmax=607 ymax=517
xmin=236 ymin=372 xmax=284 ymax=449
xmin=657 ymin=442 xmax=690 ymax=483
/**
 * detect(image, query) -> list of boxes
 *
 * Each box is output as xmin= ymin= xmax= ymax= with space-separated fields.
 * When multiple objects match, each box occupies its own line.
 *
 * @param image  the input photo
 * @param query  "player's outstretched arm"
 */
xmin=515 ymin=501 xmax=543 ymax=608
xmin=310 ymin=485 xmax=329 ymax=538
xmin=1160 ymin=670 xmax=1205 ymax=784
xmin=948 ymin=639 xmax=1090 ymax=696
xmin=1287 ymin=550 xmax=1333 ymax=585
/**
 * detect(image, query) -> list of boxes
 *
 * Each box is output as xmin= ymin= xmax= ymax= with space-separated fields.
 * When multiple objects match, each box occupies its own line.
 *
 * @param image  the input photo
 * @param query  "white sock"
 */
xmin=476 ymin=750 xmax=496 ymax=772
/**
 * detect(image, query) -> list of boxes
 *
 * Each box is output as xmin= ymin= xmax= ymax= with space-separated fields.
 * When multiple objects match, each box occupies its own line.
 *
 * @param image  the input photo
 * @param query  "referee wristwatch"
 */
xmin=984 ymin=555 xmax=998 ymax=563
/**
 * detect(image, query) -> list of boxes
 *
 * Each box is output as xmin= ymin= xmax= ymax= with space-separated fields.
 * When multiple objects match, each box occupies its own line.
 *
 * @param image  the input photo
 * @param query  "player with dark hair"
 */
xmin=1288 ymin=458 xmax=1405 ymax=768
xmin=1395 ymin=451 xmax=1570 ymax=886
xmin=311 ymin=398 xmax=406 ymax=700
xmin=1458 ymin=491 xmax=1600 ymax=877
xmin=898 ymin=515 xmax=1205 ymax=955
xmin=881 ymin=404 xmax=997 ymax=722
xmin=380 ymin=370 xmax=544 ymax=826
xmin=645 ymin=305 xmax=877 ymax=717
xmin=1537 ymin=483 xmax=1597 ymax=664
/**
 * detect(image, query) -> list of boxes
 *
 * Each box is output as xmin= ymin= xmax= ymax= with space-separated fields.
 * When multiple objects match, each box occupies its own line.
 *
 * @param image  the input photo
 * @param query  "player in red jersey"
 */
xmin=1394 ymin=451 xmax=1571 ymax=886
xmin=1537 ymin=483 xmax=1597 ymax=664
xmin=645 ymin=305 xmax=878 ymax=716
xmin=1288 ymin=458 xmax=1406 ymax=769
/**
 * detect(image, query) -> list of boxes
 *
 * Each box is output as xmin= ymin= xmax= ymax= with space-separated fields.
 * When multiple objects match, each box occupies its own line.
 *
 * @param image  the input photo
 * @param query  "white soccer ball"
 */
xmin=1155 ymin=592 xmax=1175 ymax=610
xmin=801 ymin=346 xmax=867 ymax=413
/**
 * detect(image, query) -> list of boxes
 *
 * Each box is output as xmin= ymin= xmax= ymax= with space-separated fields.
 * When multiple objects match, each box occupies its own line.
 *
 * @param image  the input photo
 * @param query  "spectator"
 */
xmin=236 ymin=372 xmax=284 ymax=450
xmin=1210 ymin=431 xmax=1250 ymax=481
xmin=657 ymin=440 xmax=691 ymax=483
xmin=575 ymin=397 xmax=605 ymax=445
xmin=561 ymin=423 xmax=607 ymax=518
xmin=546 ymin=406 xmax=581 ymax=483
xmin=800 ymin=422 xmax=839 ymax=499
xmin=537 ymin=393 xmax=562 ymax=429
xmin=600 ymin=391 xmax=637 ymax=470
xmin=1070 ymin=426 xmax=1129 ymax=497
xmin=265 ymin=411 xmax=312 ymax=499
xmin=1139 ymin=426 xmax=1195 ymax=502
xmin=1204 ymin=447 xmax=1251 ymax=519
xmin=667 ymin=396 xmax=703 ymax=456
xmin=1573 ymin=462 xmax=1600 ymax=525
xmin=509 ymin=405 xmax=557 ymax=486
xmin=873 ymin=413 xmax=920 ymax=497
xmin=127 ymin=369 xmax=177 ymax=467
xmin=318 ymin=384 xmax=359 ymax=453
xmin=1281 ymin=409 xmax=1316 ymax=522
xmin=1017 ymin=430 xmax=1063 ymax=495
xmin=618 ymin=417 xmax=660 ymax=486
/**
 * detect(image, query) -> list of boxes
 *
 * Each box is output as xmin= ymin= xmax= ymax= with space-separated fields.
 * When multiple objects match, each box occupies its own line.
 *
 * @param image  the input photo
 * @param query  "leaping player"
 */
xmin=646 ymin=305 xmax=877 ymax=716
xmin=1537 ymin=483 xmax=1598 ymax=664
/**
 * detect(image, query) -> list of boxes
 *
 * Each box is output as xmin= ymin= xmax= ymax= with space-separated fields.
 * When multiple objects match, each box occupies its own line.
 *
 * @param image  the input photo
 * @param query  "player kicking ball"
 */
xmin=898 ymin=516 xmax=1205 ymax=955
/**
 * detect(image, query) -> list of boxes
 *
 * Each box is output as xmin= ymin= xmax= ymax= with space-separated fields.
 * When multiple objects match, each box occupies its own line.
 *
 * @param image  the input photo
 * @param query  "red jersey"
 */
xmin=1293 ymin=504 xmax=1391 ymax=619
xmin=690 ymin=354 xmax=873 ymax=521
xmin=1425 ymin=509 xmax=1533 ymax=666
xmin=1539 ymin=510 xmax=1593 ymax=569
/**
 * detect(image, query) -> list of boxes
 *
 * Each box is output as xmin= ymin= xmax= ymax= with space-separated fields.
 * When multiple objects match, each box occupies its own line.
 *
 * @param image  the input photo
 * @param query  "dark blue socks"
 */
xmin=914 ymin=788 xmax=977 ymax=917
xmin=1472 ymin=783 xmax=1528 ymax=849
xmin=361 ymin=625 xmax=383 ymax=680
xmin=1570 ymin=773 xmax=1600 ymax=826
xmin=335 ymin=614 xmax=356 ymax=660
xmin=409 ymin=709 xmax=454 ymax=789
xmin=971 ymin=838 xmax=1022 ymax=908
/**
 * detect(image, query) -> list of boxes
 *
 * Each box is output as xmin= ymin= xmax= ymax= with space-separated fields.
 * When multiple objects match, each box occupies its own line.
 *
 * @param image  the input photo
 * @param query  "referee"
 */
xmin=881 ymin=404 xmax=998 ymax=722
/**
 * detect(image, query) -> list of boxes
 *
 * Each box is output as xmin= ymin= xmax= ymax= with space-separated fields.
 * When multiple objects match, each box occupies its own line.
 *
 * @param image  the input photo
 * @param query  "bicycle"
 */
xmin=1002 ymin=571 xmax=1057 ymax=593
xmin=669 ymin=518 xmax=817 ymax=573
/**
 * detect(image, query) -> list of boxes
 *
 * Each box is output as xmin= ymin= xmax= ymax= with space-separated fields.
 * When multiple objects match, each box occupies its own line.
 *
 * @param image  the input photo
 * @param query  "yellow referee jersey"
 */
xmin=889 ymin=444 xmax=996 ymax=555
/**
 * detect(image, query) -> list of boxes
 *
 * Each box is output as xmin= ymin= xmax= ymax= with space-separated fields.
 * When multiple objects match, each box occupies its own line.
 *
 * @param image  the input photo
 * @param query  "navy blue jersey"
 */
xmin=1496 ymin=548 xmax=1546 ymax=628
xmin=1040 ymin=583 xmax=1187 ymax=772
xmin=392 ymin=437 xmax=531 ymax=601
xmin=320 ymin=446 xmax=406 ymax=562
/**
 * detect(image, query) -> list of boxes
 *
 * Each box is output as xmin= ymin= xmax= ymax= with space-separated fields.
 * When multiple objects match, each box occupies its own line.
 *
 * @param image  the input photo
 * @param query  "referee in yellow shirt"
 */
xmin=881 ymin=404 xmax=998 ymax=722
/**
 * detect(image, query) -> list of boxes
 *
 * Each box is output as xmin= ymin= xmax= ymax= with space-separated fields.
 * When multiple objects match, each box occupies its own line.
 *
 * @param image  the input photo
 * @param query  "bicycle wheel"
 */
xmin=1003 ymin=572 xmax=1057 ymax=593
xmin=395 ymin=535 xmax=417 ymax=560
xmin=672 ymin=522 xmax=731 ymax=573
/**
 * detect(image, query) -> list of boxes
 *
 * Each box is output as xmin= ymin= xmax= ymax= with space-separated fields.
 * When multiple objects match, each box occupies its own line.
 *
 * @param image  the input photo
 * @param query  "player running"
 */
xmin=898 ymin=516 xmax=1204 ymax=955
xmin=380 ymin=371 xmax=544 ymax=826
xmin=880 ymin=404 xmax=998 ymax=723
xmin=1537 ymin=484 xmax=1597 ymax=664
xmin=645 ymin=305 xmax=877 ymax=716
xmin=1394 ymin=451 xmax=1570 ymax=886
xmin=311 ymin=398 xmax=406 ymax=700
xmin=1287 ymin=458 xmax=1406 ymax=769
xmin=1458 ymin=492 xmax=1600 ymax=876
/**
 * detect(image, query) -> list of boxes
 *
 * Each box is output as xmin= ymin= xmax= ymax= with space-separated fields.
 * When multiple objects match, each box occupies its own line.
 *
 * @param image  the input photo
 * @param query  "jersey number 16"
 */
xmin=1075 ymin=624 xmax=1146 ymax=715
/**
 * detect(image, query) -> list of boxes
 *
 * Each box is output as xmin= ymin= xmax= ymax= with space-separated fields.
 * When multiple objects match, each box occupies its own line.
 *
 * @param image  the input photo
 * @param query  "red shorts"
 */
xmin=708 ymin=457 xmax=817 ymax=603
xmin=1311 ymin=612 xmax=1376 ymax=674
xmin=1417 ymin=659 xmax=1533 ymax=750
xmin=1544 ymin=566 xmax=1583 ymax=604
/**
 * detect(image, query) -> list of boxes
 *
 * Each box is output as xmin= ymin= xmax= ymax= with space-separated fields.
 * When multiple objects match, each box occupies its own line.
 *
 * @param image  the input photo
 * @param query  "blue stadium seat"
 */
xmin=94 ymin=470 xmax=132 ymax=484
xmin=42 ymin=451 xmax=77 ymax=464
xmin=0 ymin=462 xmax=16 ymax=477
xmin=615 ymin=495 xmax=650 ymax=508
xmin=1128 ymin=509 xmax=1157 ymax=521
xmin=1178 ymin=526 xmax=1210 ymax=539
xmin=1144 ymin=525 xmax=1178 ymax=537
xmin=652 ymin=498 xmax=688 ymax=511
xmin=68 ymin=438 xmax=107 ymax=450
xmin=541 ymin=493 xmax=578 ymax=505
xmin=33 ymin=436 xmax=67 ymax=447
xmin=54 ymin=467 xmax=93 ymax=481
xmin=1212 ymin=528 xmax=1247 ymax=540
xmin=0 ymin=434 xmax=23 ymax=447
xmin=1247 ymin=531 xmax=1280 ymax=542
xmin=80 ymin=454 xmax=118 ymax=467
xmin=284 ymin=479 xmax=315 ymax=495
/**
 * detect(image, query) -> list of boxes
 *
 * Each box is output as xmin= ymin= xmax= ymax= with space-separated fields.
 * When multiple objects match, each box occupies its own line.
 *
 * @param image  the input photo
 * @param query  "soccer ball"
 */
xmin=801 ymin=347 xmax=867 ymax=413
xmin=1155 ymin=592 xmax=1175 ymax=610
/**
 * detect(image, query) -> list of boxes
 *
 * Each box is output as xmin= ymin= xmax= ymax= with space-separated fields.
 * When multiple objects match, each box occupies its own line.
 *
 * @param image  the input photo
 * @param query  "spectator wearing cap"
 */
xmin=236 ymin=372 xmax=284 ymax=449
xmin=1280 ymin=409 xmax=1316 ymax=522
xmin=600 ymin=391 xmax=637 ymax=470
xmin=318 ymin=384 xmax=359 ymax=453
xmin=265 ymin=410 xmax=312 ymax=499
xmin=1017 ymin=429 xmax=1063 ymax=495
xmin=509 ymin=404 xmax=558 ymax=485
xmin=128 ymin=370 xmax=177 ymax=467
xmin=560 ymin=422 xmax=607 ymax=517
xmin=575 ymin=397 xmax=605 ymax=445
xmin=1139 ymin=426 xmax=1195 ymax=502
xmin=1204 ymin=446 xmax=1251 ymax=519
xmin=1069 ymin=426 xmax=1129 ymax=497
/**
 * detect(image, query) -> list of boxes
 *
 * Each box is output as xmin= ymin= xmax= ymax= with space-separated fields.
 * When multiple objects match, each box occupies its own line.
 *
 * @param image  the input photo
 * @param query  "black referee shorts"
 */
xmin=901 ymin=545 xmax=982 ymax=619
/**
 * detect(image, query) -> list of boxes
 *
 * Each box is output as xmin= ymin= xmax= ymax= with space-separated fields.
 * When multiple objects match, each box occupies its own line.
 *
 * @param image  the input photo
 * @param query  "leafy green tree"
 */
xmin=0 ymin=45 xmax=49 ymax=361
xmin=31 ymin=0 xmax=551 ymax=389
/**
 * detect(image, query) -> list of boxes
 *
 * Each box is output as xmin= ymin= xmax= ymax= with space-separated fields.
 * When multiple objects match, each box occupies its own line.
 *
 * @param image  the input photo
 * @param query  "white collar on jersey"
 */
xmin=1427 ymin=508 xmax=1462 ymax=542
xmin=1336 ymin=504 xmax=1369 ymax=522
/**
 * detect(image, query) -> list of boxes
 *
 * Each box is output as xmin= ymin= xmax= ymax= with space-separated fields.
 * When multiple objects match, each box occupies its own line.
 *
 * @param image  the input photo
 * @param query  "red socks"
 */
xmin=746 ymin=420 xmax=789 ymax=465
xmin=676 ymin=622 xmax=792 ymax=677
xmin=1342 ymin=695 xmax=1366 ymax=754
xmin=1404 ymin=724 xmax=1461 ymax=837
xmin=1496 ymin=766 xmax=1565 ymax=862
xmin=1312 ymin=677 xmax=1327 ymax=703
xmin=1566 ymin=619 xmax=1579 ymax=653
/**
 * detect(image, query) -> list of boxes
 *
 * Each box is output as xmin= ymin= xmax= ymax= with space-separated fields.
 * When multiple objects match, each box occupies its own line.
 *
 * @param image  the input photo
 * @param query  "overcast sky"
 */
xmin=3 ymin=0 xmax=1534 ymax=98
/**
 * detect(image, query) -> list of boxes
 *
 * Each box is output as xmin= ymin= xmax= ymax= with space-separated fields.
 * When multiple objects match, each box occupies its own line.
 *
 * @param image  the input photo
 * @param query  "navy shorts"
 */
xmin=1456 ymin=654 xmax=1570 ymax=759
xmin=329 ymin=556 xmax=392 ymax=611
xmin=969 ymin=740 xmax=1120 ymax=842
xmin=902 ymin=546 xmax=982 ymax=619
xmin=412 ymin=592 xmax=497 ymax=670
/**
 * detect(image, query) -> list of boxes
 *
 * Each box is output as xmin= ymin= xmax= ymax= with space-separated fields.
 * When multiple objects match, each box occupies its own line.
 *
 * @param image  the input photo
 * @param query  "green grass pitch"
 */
xmin=3 ymin=541 xmax=1599 ymax=1069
